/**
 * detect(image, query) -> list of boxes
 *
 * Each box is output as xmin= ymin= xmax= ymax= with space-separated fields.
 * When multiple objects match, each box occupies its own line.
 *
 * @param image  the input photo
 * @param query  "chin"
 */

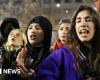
xmin=80 ymin=39 xmax=90 ymax=42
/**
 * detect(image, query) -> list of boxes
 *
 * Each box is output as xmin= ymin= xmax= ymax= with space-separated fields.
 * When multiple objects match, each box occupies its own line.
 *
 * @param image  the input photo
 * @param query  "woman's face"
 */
xmin=58 ymin=23 xmax=71 ymax=44
xmin=7 ymin=29 xmax=23 ymax=47
xmin=75 ymin=10 xmax=95 ymax=42
xmin=27 ymin=23 xmax=44 ymax=46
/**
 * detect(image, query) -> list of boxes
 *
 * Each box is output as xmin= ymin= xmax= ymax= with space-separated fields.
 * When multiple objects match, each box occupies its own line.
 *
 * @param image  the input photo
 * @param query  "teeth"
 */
xmin=79 ymin=29 xmax=90 ymax=37
xmin=30 ymin=35 xmax=36 ymax=40
xmin=80 ymin=29 xmax=89 ymax=34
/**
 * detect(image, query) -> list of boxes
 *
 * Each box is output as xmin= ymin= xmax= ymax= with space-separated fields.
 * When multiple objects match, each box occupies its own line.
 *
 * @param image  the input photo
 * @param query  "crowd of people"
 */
xmin=0 ymin=5 xmax=100 ymax=80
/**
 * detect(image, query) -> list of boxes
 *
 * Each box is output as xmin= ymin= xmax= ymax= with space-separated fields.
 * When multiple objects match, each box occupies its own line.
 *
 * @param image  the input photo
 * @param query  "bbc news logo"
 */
xmin=0 ymin=68 xmax=21 ymax=74
xmin=0 ymin=69 xmax=2 ymax=74
xmin=0 ymin=50 xmax=21 ymax=75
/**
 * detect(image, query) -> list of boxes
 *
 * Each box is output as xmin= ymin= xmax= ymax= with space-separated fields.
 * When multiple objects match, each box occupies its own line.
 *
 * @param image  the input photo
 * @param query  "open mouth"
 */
xmin=30 ymin=35 xmax=36 ymax=40
xmin=62 ymin=36 xmax=66 ymax=38
xmin=79 ymin=29 xmax=89 ymax=37
xmin=11 ymin=38 xmax=15 ymax=41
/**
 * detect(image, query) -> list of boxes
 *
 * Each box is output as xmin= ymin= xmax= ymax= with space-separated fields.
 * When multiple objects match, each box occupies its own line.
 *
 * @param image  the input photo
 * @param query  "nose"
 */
xmin=63 ymin=29 xmax=68 ymax=34
xmin=81 ymin=19 xmax=87 ymax=27
xmin=12 ymin=34 xmax=16 ymax=38
xmin=31 ymin=27 xmax=37 ymax=33
xmin=82 ymin=18 xmax=86 ymax=24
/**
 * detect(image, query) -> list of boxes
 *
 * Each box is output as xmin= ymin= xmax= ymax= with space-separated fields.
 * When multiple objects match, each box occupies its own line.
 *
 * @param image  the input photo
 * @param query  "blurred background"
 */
xmin=0 ymin=0 xmax=99 ymax=30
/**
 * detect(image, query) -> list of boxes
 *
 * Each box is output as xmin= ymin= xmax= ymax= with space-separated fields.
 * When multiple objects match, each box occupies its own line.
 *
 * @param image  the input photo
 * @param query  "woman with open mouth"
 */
xmin=36 ymin=5 xmax=100 ymax=80
xmin=16 ymin=16 xmax=52 ymax=80
xmin=51 ymin=18 xmax=71 ymax=52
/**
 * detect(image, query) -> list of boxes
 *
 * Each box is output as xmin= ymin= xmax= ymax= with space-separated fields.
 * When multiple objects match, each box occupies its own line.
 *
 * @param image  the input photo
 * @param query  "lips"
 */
xmin=11 ymin=37 xmax=15 ymax=42
xmin=79 ymin=29 xmax=89 ymax=37
xmin=62 ymin=36 xmax=66 ymax=38
xmin=30 ymin=34 xmax=36 ymax=40
xmin=79 ymin=29 xmax=89 ymax=34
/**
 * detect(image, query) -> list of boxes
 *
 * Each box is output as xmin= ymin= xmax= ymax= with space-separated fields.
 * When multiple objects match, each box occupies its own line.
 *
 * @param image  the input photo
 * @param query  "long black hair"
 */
xmin=70 ymin=5 xmax=100 ymax=79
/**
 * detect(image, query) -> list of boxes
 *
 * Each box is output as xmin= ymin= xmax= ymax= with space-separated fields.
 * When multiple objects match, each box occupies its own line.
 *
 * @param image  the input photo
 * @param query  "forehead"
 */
xmin=30 ymin=23 xmax=40 ymax=26
xmin=60 ymin=23 xmax=71 ymax=27
xmin=76 ymin=10 xmax=91 ymax=18
xmin=10 ymin=29 xmax=21 ymax=33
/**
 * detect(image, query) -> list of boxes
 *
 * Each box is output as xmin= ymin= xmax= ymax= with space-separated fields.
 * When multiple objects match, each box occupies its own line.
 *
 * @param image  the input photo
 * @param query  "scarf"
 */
xmin=52 ymin=39 xmax=64 ymax=51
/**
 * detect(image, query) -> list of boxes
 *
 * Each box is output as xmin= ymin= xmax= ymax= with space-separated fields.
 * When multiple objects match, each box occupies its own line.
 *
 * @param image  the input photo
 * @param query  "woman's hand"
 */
xmin=16 ymin=47 xmax=27 ymax=66
xmin=16 ymin=47 xmax=35 ymax=78
xmin=18 ymin=64 xmax=35 ymax=78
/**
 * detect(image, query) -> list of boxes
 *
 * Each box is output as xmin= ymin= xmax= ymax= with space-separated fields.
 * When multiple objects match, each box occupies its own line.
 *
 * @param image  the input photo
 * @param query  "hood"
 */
xmin=26 ymin=16 xmax=52 ymax=49
xmin=0 ymin=17 xmax=19 ymax=39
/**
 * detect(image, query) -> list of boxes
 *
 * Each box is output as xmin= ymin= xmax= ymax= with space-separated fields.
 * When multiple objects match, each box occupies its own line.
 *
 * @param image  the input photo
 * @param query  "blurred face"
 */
xmin=27 ymin=23 xmax=44 ymax=47
xmin=75 ymin=10 xmax=95 ymax=42
xmin=58 ymin=23 xmax=71 ymax=44
xmin=7 ymin=29 xmax=23 ymax=47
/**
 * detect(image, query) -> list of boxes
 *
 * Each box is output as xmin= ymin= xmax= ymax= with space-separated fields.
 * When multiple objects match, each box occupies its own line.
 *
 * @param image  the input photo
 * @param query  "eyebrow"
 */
xmin=76 ymin=16 xmax=92 ymax=20
xmin=84 ymin=16 xmax=92 ymax=19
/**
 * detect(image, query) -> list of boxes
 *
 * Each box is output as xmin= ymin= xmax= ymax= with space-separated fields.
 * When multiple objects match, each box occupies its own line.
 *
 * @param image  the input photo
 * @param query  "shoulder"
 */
xmin=45 ymin=46 xmax=74 ymax=65
xmin=51 ymin=46 xmax=72 ymax=58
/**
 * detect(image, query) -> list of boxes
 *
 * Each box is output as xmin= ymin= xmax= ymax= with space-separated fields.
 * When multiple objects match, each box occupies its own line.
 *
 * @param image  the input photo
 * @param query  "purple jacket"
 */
xmin=36 ymin=46 xmax=83 ymax=80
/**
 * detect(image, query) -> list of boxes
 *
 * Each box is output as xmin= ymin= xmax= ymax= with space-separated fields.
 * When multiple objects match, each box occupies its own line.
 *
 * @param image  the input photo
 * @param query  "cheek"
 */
xmin=7 ymin=38 xmax=14 ymax=46
xmin=75 ymin=26 xmax=79 ymax=35
xmin=90 ymin=23 xmax=95 ymax=33
xmin=17 ymin=38 xmax=23 ymax=43
xmin=27 ymin=31 xmax=30 ymax=39
xmin=58 ymin=30 xmax=62 ymax=36
xmin=36 ymin=31 xmax=44 ymax=43
xmin=7 ymin=37 xmax=11 ymax=43
xmin=27 ymin=36 xmax=31 ymax=42
xmin=27 ymin=29 xmax=31 ymax=35
xmin=58 ymin=32 xmax=61 ymax=39
xmin=90 ymin=26 xmax=95 ymax=37
xmin=38 ymin=32 xmax=44 ymax=41
xmin=15 ymin=40 xmax=23 ymax=46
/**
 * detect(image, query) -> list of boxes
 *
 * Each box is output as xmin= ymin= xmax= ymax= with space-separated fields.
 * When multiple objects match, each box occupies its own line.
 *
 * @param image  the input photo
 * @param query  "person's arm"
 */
xmin=16 ymin=48 xmax=35 ymax=79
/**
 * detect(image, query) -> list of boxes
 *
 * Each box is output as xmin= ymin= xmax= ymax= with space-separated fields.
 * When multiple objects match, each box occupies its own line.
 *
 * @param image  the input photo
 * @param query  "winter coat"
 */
xmin=36 ymin=46 xmax=83 ymax=80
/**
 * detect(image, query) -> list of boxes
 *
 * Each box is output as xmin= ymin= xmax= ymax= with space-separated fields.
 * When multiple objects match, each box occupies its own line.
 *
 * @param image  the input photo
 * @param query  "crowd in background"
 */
xmin=0 ymin=5 xmax=100 ymax=80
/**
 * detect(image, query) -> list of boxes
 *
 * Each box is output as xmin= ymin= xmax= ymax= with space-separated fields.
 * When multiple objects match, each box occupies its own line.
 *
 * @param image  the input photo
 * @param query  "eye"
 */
xmin=66 ymin=27 xmax=70 ymax=31
xmin=16 ymin=33 xmax=20 ymax=37
xmin=35 ymin=24 xmax=42 ymax=30
xmin=9 ymin=33 xmax=13 ymax=36
xmin=85 ymin=18 xmax=92 ymax=22
xmin=76 ymin=19 xmax=81 ymax=23
xmin=59 ymin=27 xmax=63 ymax=30
xmin=36 ymin=27 xmax=41 ymax=30
xmin=28 ymin=25 xmax=32 ymax=29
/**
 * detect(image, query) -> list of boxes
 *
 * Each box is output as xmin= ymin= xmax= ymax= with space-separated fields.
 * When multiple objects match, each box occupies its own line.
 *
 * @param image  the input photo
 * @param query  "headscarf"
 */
xmin=52 ymin=39 xmax=64 ymax=52
xmin=26 ymin=16 xmax=52 ymax=69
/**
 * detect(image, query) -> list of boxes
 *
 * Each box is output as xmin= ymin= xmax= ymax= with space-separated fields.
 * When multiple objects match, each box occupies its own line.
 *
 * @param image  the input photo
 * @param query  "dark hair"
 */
xmin=59 ymin=18 xmax=71 ymax=25
xmin=70 ymin=5 xmax=100 ymax=52
xmin=27 ymin=16 xmax=52 ymax=49
xmin=26 ymin=16 xmax=52 ymax=68
xmin=70 ymin=5 xmax=100 ymax=79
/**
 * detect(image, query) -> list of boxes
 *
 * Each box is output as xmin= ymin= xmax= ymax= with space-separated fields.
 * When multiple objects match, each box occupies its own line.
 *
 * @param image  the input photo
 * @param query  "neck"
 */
xmin=82 ymin=42 xmax=93 ymax=50
xmin=6 ymin=44 xmax=21 ymax=51
xmin=31 ymin=43 xmax=43 ymax=47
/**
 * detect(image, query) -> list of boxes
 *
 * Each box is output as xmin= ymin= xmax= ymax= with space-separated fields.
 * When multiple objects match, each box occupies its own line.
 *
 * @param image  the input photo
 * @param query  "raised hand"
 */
xmin=16 ymin=47 xmax=27 ymax=66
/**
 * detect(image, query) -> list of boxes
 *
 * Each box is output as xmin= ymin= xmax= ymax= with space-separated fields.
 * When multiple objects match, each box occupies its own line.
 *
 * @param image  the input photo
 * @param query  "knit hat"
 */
xmin=27 ymin=16 xmax=52 ymax=48
xmin=0 ymin=17 xmax=20 ymax=39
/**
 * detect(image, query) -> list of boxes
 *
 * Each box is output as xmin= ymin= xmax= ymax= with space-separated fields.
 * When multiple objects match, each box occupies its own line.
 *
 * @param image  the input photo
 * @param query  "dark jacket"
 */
xmin=0 ymin=46 xmax=22 ymax=80
xmin=12 ymin=16 xmax=52 ymax=80
xmin=0 ymin=16 xmax=52 ymax=80
xmin=25 ymin=16 xmax=52 ymax=70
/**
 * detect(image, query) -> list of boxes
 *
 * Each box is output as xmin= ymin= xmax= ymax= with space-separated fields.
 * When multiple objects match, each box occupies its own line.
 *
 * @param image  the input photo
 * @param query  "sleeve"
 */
xmin=35 ymin=51 xmax=61 ymax=80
